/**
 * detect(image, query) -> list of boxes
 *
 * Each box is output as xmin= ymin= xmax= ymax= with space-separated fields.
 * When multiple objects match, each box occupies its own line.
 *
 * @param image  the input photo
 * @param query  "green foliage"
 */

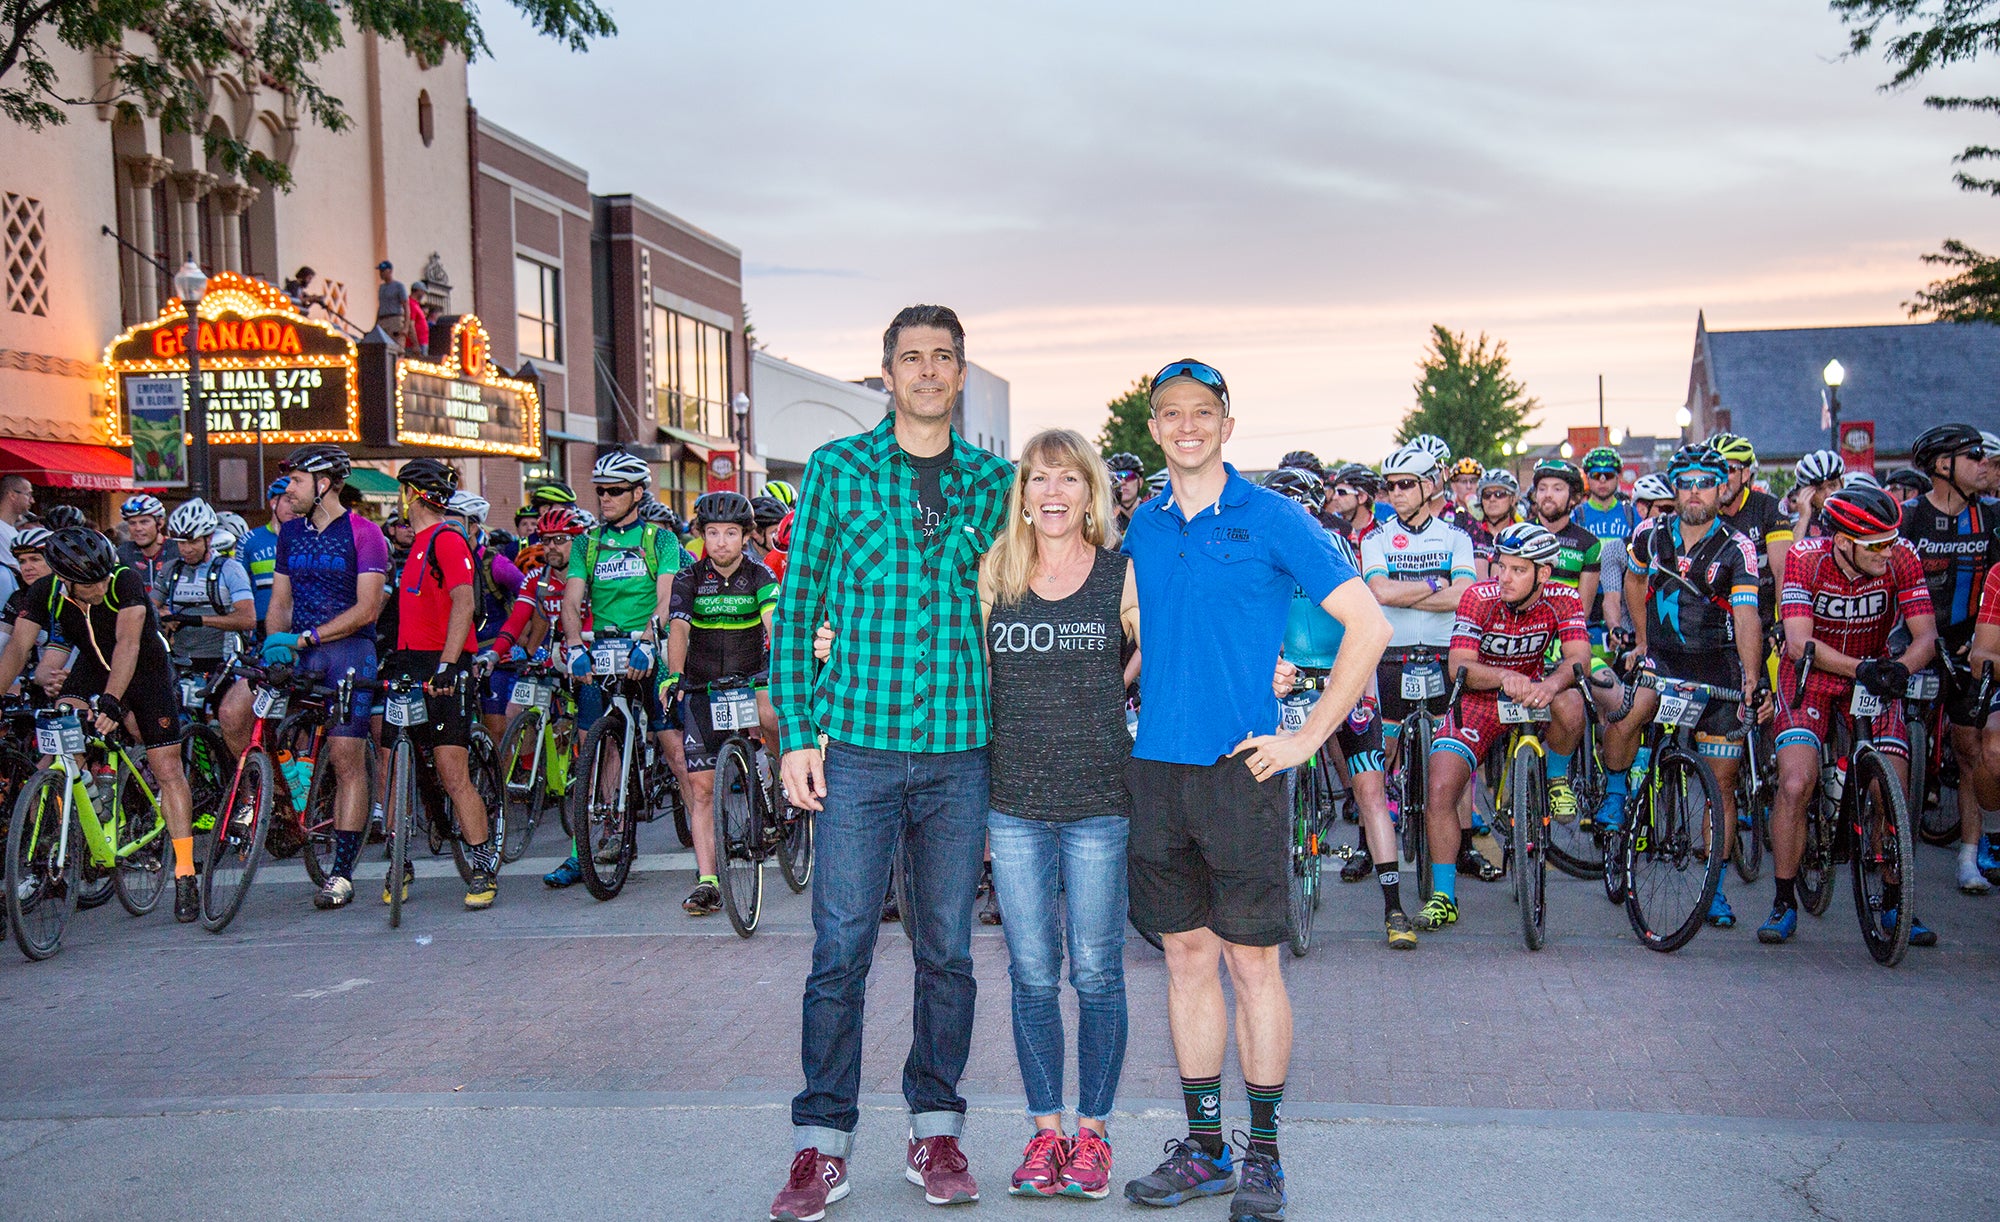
xmin=1395 ymin=325 xmax=1538 ymax=469
xmin=1904 ymin=238 xmax=2000 ymax=320
xmin=0 ymin=0 xmax=616 ymax=189
xmin=1094 ymin=376 xmax=1165 ymax=473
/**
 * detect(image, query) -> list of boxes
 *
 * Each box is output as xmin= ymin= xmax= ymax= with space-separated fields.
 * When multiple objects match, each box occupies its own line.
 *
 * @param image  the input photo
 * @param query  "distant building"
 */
xmin=856 ymin=362 xmax=1012 ymax=459
xmin=748 ymin=350 xmax=888 ymax=483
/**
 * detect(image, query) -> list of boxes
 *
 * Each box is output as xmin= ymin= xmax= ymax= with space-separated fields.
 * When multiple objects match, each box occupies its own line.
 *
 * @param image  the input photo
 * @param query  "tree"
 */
xmin=1395 ymin=325 xmax=1537 ymax=469
xmin=0 ymin=0 xmax=615 ymax=189
xmin=1094 ymin=376 xmax=1165 ymax=472
xmin=1832 ymin=1 xmax=2000 ymax=318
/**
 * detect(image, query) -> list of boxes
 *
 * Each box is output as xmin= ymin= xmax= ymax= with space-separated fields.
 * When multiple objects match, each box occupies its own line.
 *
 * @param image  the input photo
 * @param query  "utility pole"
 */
xmin=1597 ymin=374 xmax=1605 ymax=445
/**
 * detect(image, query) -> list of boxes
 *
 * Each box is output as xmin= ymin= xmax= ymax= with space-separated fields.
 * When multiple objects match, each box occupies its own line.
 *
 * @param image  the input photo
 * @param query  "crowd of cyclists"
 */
xmin=1 ymin=413 xmax=1997 ymax=963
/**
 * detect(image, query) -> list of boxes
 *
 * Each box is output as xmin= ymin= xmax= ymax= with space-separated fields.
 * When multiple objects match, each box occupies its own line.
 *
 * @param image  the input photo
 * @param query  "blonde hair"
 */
xmin=984 ymin=429 xmax=1118 ymax=607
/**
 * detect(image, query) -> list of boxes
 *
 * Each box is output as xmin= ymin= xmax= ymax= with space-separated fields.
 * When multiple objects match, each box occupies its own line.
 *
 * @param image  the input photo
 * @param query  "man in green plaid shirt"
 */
xmin=769 ymin=306 xmax=1012 ymax=1219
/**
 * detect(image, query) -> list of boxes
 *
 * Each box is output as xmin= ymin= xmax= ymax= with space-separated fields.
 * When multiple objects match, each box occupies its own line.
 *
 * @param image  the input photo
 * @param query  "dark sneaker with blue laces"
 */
xmin=1124 ymin=1139 xmax=1234 ymax=1207
xmin=1229 ymin=1147 xmax=1287 ymax=1221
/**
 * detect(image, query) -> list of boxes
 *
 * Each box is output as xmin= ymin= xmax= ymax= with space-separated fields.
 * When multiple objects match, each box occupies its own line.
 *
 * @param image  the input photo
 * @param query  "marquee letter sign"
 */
xmin=393 ymin=316 xmax=543 ymax=459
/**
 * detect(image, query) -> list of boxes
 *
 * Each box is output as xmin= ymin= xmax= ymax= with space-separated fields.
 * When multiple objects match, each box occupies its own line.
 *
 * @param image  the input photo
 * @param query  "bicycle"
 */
xmin=1906 ymin=663 xmax=1956 ymax=848
xmin=568 ymin=630 xmax=684 ymax=902
xmin=5 ymin=706 xmax=170 ymax=960
xmin=380 ymin=672 xmax=503 ymax=928
xmin=1590 ymin=667 xmax=1737 ymax=952
xmin=1391 ymin=646 xmax=1452 ymax=906
xmin=1478 ymin=672 xmax=1558 ymax=951
xmin=1789 ymin=642 xmax=1922 ymax=967
xmin=1548 ymin=662 xmax=1609 ymax=883
xmin=1278 ymin=670 xmax=1348 ymax=956
xmin=707 ymin=672 xmax=813 ymax=937
xmin=177 ymin=663 xmax=235 ymax=835
xmin=1730 ymin=692 xmax=1771 ymax=885
xmin=495 ymin=656 xmax=580 ymax=864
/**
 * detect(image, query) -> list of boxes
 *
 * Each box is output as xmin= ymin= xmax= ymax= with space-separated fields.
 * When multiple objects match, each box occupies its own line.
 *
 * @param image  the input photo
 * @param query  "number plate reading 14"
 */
xmin=1497 ymin=699 xmax=1550 ymax=724
xmin=1401 ymin=667 xmax=1445 ymax=701
xmin=1280 ymin=694 xmax=1312 ymax=734
xmin=1850 ymin=687 xmax=1886 ymax=718
xmin=253 ymin=688 xmax=288 ymax=719
xmin=1653 ymin=682 xmax=1707 ymax=729
xmin=386 ymin=694 xmax=428 ymax=727
xmin=710 ymin=689 xmax=759 ymax=732
xmin=512 ymin=678 xmax=547 ymax=710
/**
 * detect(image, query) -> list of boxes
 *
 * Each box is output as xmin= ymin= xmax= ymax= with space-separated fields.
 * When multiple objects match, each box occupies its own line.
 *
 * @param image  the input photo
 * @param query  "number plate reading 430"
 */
xmin=1280 ymin=694 xmax=1312 ymax=734
xmin=386 ymin=693 xmax=428 ymax=727
xmin=1401 ymin=667 xmax=1445 ymax=701
xmin=252 ymin=688 xmax=288 ymax=720
xmin=1497 ymin=699 xmax=1551 ymax=724
xmin=710 ymin=690 xmax=759 ymax=732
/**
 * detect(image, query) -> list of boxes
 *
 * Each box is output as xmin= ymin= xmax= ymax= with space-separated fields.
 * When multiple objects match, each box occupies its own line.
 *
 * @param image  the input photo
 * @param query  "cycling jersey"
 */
xmin=1779 ymin=536 xmax=1933 ymax=664
xmin=115 ymin=539 xmax=171 ymax=603
xmin=1360 ymin=514 xmax=1475 ymax=648
xmin=241 ymin=522 xmax=279 ymax=622
xmin=275 ymin=511 xmax=390 ymax=637
xmin=473 ymin=544 xmax=523 ymax=645
xmin=1449 ymin=581 xmax=1588 ymax=679
xmin=396 ymin=523 xmax=479 ymax=656
xmin=19 ymin=569 xmax=180 ymax=746
xmin=1576 ymin=497 xmax=1638 ymax=543
xmin=158 ymin=553 xmax=252 ymax=662
xmin=1541 ymin=517 xmax=1601 ymax=592
xmin=1899 ymin=493 xmax=2000 ymax=653
xmin=1283 ymin=528 xmax=1361 ymax=669
xmin=1720 ymin=486 xmax=1792 ymax=621
xmin=497 ymin=560 xmax=588 ymax=652
xmin=670 ymin=556 xmax=778 ymax=684
xmin=568 ymin=518 xmax=681 ymax=634
xmin=1980 ymin=562 xmax=2000 ymax=629
xmin=1629 ymin=516 xmax=1759 ymax=685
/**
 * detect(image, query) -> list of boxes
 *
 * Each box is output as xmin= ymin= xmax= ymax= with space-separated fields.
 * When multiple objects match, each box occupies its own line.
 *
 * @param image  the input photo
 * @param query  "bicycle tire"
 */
xmin=449 ymin=729 xmax=504 ymax=883
xmin=275 ymin=715 xmax=339 ymax=888
xmin=389 ymin=738 xmax=413 ymax=928
xmin=715 ymin=736 xmax=764 ymax=937
xmin=1913 ymin=717 xmax=1958 ymax=847
xmin=1399 ymin=715 xmax=1432 ymax=905
xmin=496 ymin=705 xmax=548 ymax=864
xmin=7 ymin=769 xmax=77 ymax=960
xmin=201 ymin=750 xmax=272 ymax=933
xmin=1798 ymin=789 xmax=1837 ymax=918
xmin=1851 ymin=748 xmax=1914 ymax=967
xmin=1510 ymin=741 xmax=1547 ymax=951
xmin=778 ymin=803 xmax=814 ymax=893
xmin=1286 ymin=767 xmax=1315 ymax=957
xmin=575 ymin=709 xmax=634 ymax=901
xmin=182 ymin=724 xmax=232 ymax=840
xmin=1732 ymin=774 xmax=1769 ymax=884
xmin=113 ymin=761 xmax=167 ymax=917
xmin=1624 ymin=747 xmax=1723 ymax=953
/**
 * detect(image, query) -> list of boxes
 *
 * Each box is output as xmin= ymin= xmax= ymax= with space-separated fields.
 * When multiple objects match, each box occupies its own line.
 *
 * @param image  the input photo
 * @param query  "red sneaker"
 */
xmin=906 ymin=1134 xmax=980 ymax=1205
xmin=771 ymin=1147 xmax=848 ymax=1221
xmin=1009 ymin=1128 xmax=1069 ymax=1196
xmin=1058 ymin=1128 xmax=1112 ymax=1199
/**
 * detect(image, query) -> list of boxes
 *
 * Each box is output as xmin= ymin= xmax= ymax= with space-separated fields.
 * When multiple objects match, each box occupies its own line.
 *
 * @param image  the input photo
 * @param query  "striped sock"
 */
xmin=1181 ymin=1074 xmax=1223 ymax=1156
xmin=1245 ymin=1080 xmax=1283 ymax=1159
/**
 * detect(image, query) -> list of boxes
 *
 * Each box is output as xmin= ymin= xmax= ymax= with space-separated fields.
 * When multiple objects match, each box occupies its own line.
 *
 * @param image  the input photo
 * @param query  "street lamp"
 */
xmin=174 ymin=257 xmax=210 ymax=500
xmin=1559 ymin=441 xmax=1575 ymax=459
xmin=1822 ymin=358 xmax=1845 ymax=452
xmin=731 ymin=391 xmax=751 ymax=492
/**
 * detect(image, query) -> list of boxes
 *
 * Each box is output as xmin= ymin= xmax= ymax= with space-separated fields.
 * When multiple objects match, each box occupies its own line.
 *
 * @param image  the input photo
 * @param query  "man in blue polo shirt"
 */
xmin=1119 ymin=359 xmax=1389 ymax=1222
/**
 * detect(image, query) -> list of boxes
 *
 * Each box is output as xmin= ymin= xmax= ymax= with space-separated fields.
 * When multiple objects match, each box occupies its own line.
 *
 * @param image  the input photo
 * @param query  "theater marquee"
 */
xmin=393 ymin=316 xmax=542 ymax=459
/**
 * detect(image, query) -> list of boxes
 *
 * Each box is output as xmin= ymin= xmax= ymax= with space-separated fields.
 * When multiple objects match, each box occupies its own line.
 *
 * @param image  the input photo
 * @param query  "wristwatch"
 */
xmin=1425 ymin=576 xmax=1443 ymax=593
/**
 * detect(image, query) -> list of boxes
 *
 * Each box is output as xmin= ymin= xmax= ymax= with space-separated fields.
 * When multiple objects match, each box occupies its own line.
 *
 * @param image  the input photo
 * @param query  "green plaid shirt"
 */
xmin=772 ymin=414 xmax=1013 ymax=755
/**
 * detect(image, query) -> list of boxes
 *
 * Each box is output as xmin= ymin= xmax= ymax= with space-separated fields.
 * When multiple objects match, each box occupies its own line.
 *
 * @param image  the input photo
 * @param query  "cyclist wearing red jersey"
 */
xmin=1972 ymin=563 xmax=2000 ymax=794
xmin=1417 ymin=523 xmax=1591 ymax=930
xmin=1761 ymin=486 xmax=1938 ymax=945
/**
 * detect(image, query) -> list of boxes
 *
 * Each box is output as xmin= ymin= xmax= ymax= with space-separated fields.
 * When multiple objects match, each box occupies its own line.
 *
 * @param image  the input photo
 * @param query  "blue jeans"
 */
xmin=987 ymin=810 xmax=1130 ymax=1122
xmin=792 ymin=742 xmax=989 ymax=1158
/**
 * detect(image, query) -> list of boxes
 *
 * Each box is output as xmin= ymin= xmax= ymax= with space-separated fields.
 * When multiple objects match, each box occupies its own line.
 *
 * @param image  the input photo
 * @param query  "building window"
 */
xmin=524 ymin=440 xmax=566 ymax=489
xmin=5 ymin=193 xmax=48 ymax=317
xmin=515 ymin=256 xmax=561 ymax=363
xmin=651 ymin=307 xmax=731 ymax=436
xmin=418 ymin=90 xmax=435 ymax=147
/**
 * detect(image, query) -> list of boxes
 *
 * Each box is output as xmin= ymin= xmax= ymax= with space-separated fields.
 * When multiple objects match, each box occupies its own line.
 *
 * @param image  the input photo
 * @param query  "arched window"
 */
xmin=418 ymin=90 xmax=435 ymax=147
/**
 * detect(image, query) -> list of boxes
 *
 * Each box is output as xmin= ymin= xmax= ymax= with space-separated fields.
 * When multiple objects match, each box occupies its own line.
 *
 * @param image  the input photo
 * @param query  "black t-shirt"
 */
xmin=116 ymin=540 xmax=171 ymax=604
xmin=19 ymin=570 xmax=172 ymax=695
xmin=1629 ymin=517 xmax=1760 ymax=685
xmin=904 ymin=446 xmax=950 ymax=545
xmin=1719 ymin=487 xmax=1790 ymax=622
xmin=1899 ymin=493 xmax=2000 ymax=653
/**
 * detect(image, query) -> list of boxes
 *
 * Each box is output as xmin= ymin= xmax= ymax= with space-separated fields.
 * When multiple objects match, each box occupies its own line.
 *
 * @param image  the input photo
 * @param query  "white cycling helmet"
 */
xmin=121 ymin=494 xmax=166 ymax=521
xmin=1631 ymin=473 xmax=1672 ymax=503
xmin=165 ymin=498 xmax=219 ymax=541
xmin=1842 ymin=471 xmax=1882 ymax=490
xmin=1494 ymin=521 xmax=1562 ymax=565
xmin=1380 ymin=443 xmax=1443 ymax=480
xmin=1794 ymin=449 xmax=1844 ymax=486
xmin=1407 ymin=434 xmax=1453 ymax=466
xmin=447 ymin=492 xmax=490 ymax=523
xmin=1478 ymin=468 xmax=1518 ymax=494
xmin=216 ymin=511 xmax=250 ymax=542
xmin=592 ymin=450 xmax=652 ymax=486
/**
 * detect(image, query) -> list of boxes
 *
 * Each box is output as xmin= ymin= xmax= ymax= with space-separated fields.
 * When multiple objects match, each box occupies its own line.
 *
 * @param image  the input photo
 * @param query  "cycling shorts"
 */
xmin=1773 ymin=656 xmax=1907 ymax=759
xmin=65 ymin=671 xmax=182 ymax=750
xmin=1375 ymin=648 xmax=1451 ymax=729
xmin=480 ymin=668 xmax=518 ymax=717
xmin=381 ymin=651 xmax=474 ymax=752
xmin=1434 ymin=686 xmax=1578 ymax=769
xmin=1292 ymin=672 xmax=1384 ymax=774
xmin=299 ymin=637 xmax=377 ymax=739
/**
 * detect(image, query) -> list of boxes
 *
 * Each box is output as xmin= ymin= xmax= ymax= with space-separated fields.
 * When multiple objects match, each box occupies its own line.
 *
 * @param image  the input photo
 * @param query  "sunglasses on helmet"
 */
xmin=1150 ymin=360 xmax=1229 ymax=408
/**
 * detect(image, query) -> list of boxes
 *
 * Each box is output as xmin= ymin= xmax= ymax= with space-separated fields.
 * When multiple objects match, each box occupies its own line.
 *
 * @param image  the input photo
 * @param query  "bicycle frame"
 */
xmin=39 ymin=735 xmax=162 ymax=876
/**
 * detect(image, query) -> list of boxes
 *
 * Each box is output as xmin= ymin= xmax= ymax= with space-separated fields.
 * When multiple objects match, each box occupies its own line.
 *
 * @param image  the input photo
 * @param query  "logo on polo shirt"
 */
xmin=1393 ymin=534 xmax=1409 ymax=548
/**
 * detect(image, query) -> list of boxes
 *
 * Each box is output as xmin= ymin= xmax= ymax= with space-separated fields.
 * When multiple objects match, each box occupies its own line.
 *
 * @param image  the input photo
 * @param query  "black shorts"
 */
xmin=1127 ymin=753 xmax=1290 ymax=948
xmin=1939 ymin=656 xmax=1991 ymax=730
xmin=382 ymin=651 xmax=474 ymax=752
xmin=66 ymin=673 xmax=182 ymax=750
xmin=1376 ymin=648 xmax=1451 ymax=728
xmin=1652 ymin=653 xmax=1745 ymax=743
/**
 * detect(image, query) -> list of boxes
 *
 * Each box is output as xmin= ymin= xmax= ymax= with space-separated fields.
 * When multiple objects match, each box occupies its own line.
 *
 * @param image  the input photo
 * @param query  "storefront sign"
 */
xmin=1840 ymin=419 xmax=1876 ymax=475
xmin=393 ymin=316 xmax=541 ymax=459
xmin=104 ymin=272 xmax=360 ymax=447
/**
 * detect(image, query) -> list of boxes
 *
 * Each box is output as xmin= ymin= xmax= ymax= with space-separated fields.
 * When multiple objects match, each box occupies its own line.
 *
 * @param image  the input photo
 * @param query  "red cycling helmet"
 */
xmin=1819 ymin=485 xmax=1902 ymax=543
xmin=536 ymin=505 xmax=589 ymax=537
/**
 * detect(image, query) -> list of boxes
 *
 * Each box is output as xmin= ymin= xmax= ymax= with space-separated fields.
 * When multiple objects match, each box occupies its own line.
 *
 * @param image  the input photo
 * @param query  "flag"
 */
xmin=1820 ymin=388 xmax=1831 ymax=430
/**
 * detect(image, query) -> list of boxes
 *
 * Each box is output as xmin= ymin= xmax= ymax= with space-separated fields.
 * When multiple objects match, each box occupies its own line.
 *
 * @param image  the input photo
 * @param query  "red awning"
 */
xmin=0 ymin=439 xmax=136 ymax=491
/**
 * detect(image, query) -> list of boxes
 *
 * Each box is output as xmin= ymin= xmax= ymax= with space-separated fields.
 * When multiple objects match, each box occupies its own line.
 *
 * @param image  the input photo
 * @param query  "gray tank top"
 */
xmin=987 ymin=547 xmax=1132 ymax=822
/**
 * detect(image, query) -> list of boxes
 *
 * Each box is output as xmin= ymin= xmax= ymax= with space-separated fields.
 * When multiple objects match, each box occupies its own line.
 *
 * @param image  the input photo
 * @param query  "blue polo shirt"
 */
xmin=1124 ymin=464 xmax=1359 ymax=765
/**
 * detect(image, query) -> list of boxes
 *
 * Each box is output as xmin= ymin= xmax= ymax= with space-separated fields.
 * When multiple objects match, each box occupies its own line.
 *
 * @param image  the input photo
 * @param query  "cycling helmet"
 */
xmin=1146 ymin=468 xmax=1170 ymax=497
xmin=278 ymin=443 xmax=352 ymax=483
xmin=570 ymin=508 xmax=599 ymax=531
xmin=1331 ymin=463 xmax=1381 ymax=497
xmin=1883 ymin=467 xmax=1933 ymax=497
xmin=446 ymin=492 xmax=490 ymax=523
xmin=749 ymin=494 xmax=788 ymax=529
xmin=396 ymin=457 xmax=458 ymax=507
xmin=38 ymin=505 xmax=86 ymax=531
xmin=1665 ymin=444 xmax=1728 ymax=482
xmin=1262 ymin=467 xmax=1325 ymax=510
xmin=1493 ymin=521 xmax=1562 ymax=566
xmin=1104 ymin=453 xmax=1144 ymax=479
xmin=216 ymin=510 xmax=250 ymax=541
xmin=1706 ymin=432 xmax=1756 ymax=465
xmin=1820 ymin=485 xmax=1902 ymax=542
xmin=536 ymin=505 xmax=590 ymax=538
xmin=1407 ymin=434 xmax=1452 ymax=465
xmin=1280 ymin=450 xmax=1326 ymax=476
xmin=694 ymin=491 xmax=756 ymax=530
xmin=761 ymin=478 xmax=799 ymax=505
xmin=120 ymin=494 xmax=165 ymax=521
xmin=1581 ymin=446 xmax=1622 ymax=476
xmin=383 ymin=511 xmax=406 ymax=530
xmin=1530 ymin=458 xmax=1584 ymax=496
xmin=637 ymin=496 xmax=675 ymax=526
xmin=592 ymin=450 xmax=652 ymax=486
xmin=165 ymin=498 xmax=219 ymax=541
xmin=1451 ymin=456 xmax=1484 ymax=479
xmin=1381 ymin=443 xmax=1443 ymax=480
xmin=514 ymin=503 xmax=540 ymax=522
xmin=45 ymin=527 xmax=116 ymax=583
xmin=1842 ymin=472 xmax=1882 ymax=491
xmin=486 ymin=529 xmax=516 ymax=550
xmin=1983 ymin=429 xmax=2000 ymax=457
xmin=266 ymin=477 xmax=290 ymax=502
xmin=1910 ymin=422 xmax=1984 ymax=473
xmin=1631 ymin=473 xmax=1672 ymax=504
xmin=1794 ymin=449 xmax=1844 ymax=486
xmin=11 ymin=525 xmax=50 ymax=555
xmin=1478 ymin=468 xmax=1518 ymax=494
xmin=529 ymin=481 xmax=578 ymax=507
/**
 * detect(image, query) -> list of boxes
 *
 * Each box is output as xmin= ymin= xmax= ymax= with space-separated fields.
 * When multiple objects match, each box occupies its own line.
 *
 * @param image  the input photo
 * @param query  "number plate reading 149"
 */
xmin=1401 ymin=666 xmax=1445 ymax=701
xmin=386 ymin=693 xmax=428 ymax=727
xmin=1497 ymin=699 xmax=1550 ymax=724
xmin=592 ymin=643 xmax=631 ymax=676
xmin=253 ymin=688 xmax=288 ymax=719
xmin=710 ymin=689 xmax=759 ymax=732
xmin=1280 ymin=694 xmax=1312 ymax=734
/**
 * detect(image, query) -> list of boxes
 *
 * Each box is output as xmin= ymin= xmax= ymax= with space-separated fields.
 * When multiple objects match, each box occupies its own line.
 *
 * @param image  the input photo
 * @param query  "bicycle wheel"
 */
xmin=1913 ymin=717 xmax=1958 ymax=847
xmin=1398 ymin=718 xmax=1431 ymax=905
xmin=1798 ymin=789 xmax=1837 ymax=918
xmin=1286 ymin=767 xmax=1316 ymax=957
xmin=714 ymin=737 xmax=764 ymax=937
xmin=389 ymin=739 xmax=413 ymax=928
xmin=1624 ymin=747 xmax=1723 ymax=953
xmin=1851 ymin=748 xmax=1914 ymax=967
xmin=113 ymin=763 xmax=167 ymax=917
xmin=182 ymin=723 xmax=232 ymax=835
xmin=778 ymin=801 xmax=814 ymax=893
xmin=1510 ymin=741 xmax=1547 ymax=951
xmin=575 ymin=708 xmax=634 ymax=901
xmin=496 ymin=705 xmax=548 ymax=863
xmin=1732 ymin=772 xmax=1769 ymax=884
xmin=449 ymin=730 xmax=505 ymax=882
xmin=275 ymin=717 xmax=340 ymax=888
xmin=201 ymin=751 xmax=272 ymax=933
xmin=7 ymin=770 xmax=78 ymax=960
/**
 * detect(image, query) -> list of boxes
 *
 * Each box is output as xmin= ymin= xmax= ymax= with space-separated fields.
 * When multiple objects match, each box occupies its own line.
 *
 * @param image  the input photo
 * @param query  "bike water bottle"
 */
xmin=1629 ymin=745 xmax=1653 ymax=787
xmin=1825 ymin=756 xmax=1846 ymax=804
xmin=86 ymin=762 xmax=115 ymax=812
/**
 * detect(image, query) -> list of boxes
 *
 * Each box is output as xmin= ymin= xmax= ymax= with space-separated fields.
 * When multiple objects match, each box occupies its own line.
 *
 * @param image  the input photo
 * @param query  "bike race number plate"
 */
xmin=1402 ymin=664 xmax=1446 ymax=702
xmin=253 ymin=687 xmax=288 ymax=720
xmin=512 ymin=677 xmax=548 ymax=711
xmin=710 ymin=688 xmax=760 ymax=732
xmin=1906 ymin=672 xmax=1940 ymax=701
xmin=592 ymin=640 xmax=633 ymax=677
xmin=179 ymin=677 xmax=206 ymax=712
xmin=1280 ymin=692 xmax=1312 ymax=734
xmin=386 ymin=691 xmax=428 ymax=728
xmin=34 ymin=713 xmax=85 ymax=756
xmin=1850 ymin=687 xmax=1886 ymax=718
xmin=1653 ymin=681 xmax=1709 ymax=730
xmin=1497 ymin=698 xmax=1552 ymax=724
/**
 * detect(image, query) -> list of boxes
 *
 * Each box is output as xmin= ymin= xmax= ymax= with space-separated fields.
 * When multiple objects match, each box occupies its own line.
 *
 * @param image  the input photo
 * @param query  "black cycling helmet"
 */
xmin=46 ymin=527 xmax=116 ymax=583
xmin=1262 ymin=466 xmax=1325 ymax=511
xmin=749 ymin=494 xmax=787 ymax=529
xmin=1331 ymin=463 xmax=1381 ymax=497
xmin=38 ymin=504 xmax=87 ymax=531
xmin=1280 ymin=450 xmax=1325 ymax=476
xmin=278 ymin=443 xmax=352 ymax=483
xmin=1104 ymin=451 xmax=1144 ymax=478
xmin=694 ymin=491 xmax=756 ymax=530
xmin=1911 ymin=423 xmax=1986 ymax=478
xmin=395 ymin=457 xmax=458 ymax=507
xmin=1820 ymin=485 xmax=1903 ymax=541
xmin=1531 ymin=458 xmax=1584 ymax=497
xmin=1883 ymin=466 xmax=1933 ymax=497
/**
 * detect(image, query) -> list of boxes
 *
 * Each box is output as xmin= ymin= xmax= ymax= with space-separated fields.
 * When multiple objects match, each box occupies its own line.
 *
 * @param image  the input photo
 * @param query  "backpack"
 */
xmin=579 ymin=521 xmax=665 ymax=585
xmin=162 ymin=557 xmax=230 ymax=617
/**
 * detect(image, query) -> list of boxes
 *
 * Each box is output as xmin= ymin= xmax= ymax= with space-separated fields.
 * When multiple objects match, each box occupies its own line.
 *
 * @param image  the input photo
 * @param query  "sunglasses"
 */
xmin=1673 ymin=475 xmax=1722 ymax=490
xmin=1150 ymin=359 xmax=1229 ymax=407
xmin=1331 ymin=487 xmax=1361 ymax=498
xmin=1384 ymin=478 xmax=1422 ymax=493
xmin=597 ymin=484 xmax=639 ymax=497
xmin=1481 ymin=489 xmax=1513 ymax=499
xmin=1584 ymin=467 xmax=1621 ymax=478
xmin=1849 ymin=535 xmax=1899 ymax=553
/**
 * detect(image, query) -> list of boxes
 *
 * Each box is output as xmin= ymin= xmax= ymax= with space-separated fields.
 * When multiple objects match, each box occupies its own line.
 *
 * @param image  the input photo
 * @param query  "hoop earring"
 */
xmin=1083 ymin=511 xmax=1092 ymax=527
xmin=1023 ymin=511 xmax=1034 ymax=525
